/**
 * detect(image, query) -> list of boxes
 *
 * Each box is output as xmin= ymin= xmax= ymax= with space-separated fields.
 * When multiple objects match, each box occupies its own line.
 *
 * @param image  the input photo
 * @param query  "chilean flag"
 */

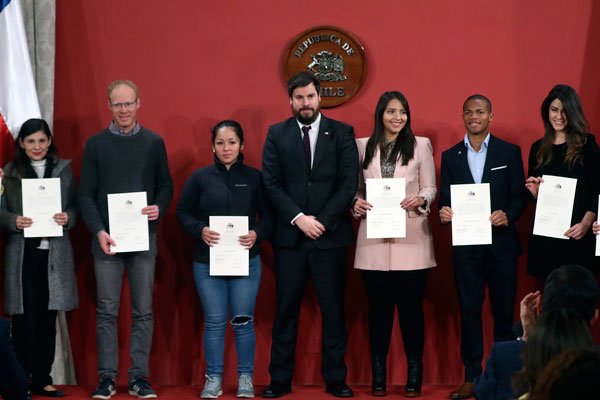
xmin=0 ymin=0 xmax=41 ymax=167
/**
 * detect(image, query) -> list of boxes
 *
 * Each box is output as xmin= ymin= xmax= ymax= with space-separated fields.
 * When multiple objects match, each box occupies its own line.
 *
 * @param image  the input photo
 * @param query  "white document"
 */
xmin=596 ymin=195 xmax=600 ymax=256
xmin=533 ymin=175 xmax=576 ymax=240
xmin=366 ymin=178 xmax=406 ymax=239
xmin=21 ymin=178 xmax=63 ymax=238
xmin=451 ymin=183 xmax=492 ymax=246
xmin=209 ymin=216 xmax=249 ymax=276
xmin=108 ymin=192 xmax=149 ymax=253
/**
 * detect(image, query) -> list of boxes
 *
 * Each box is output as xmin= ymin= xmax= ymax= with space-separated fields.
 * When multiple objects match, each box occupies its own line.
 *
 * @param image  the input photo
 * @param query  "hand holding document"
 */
xmin=209 ymin=216 xmax=249 ymax=276
xmin=533 ymin=175 xmax=576 ymax=240
xmin=108 ymin=192 xmax=149 ymax=253
xmin=21 ymin=178 xmax=63 ymax=238
xmin=366 ymin=178 xmax=406 ymax=239
xmin=450 ymin=183 xmax=492 ymax=246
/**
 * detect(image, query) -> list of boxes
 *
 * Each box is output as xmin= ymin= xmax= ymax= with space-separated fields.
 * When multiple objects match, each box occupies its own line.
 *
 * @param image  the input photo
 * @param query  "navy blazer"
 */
xmin=261 ymin=115 xmax=358 ymax=249
xmin=474 ymin=340 xmax=526 ymax=400
xmin=439 ymin=134 xmax=526 ymax=261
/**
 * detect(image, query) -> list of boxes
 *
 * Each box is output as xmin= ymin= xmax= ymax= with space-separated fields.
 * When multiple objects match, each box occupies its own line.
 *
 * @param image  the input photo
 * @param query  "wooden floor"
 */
xmin=47 ymin=385 xmax=458 ymax=399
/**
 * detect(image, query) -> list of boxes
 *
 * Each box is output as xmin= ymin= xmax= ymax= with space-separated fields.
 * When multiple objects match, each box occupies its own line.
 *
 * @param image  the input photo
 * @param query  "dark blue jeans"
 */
xmin=193 ymin=255 xmax=261 ymax=376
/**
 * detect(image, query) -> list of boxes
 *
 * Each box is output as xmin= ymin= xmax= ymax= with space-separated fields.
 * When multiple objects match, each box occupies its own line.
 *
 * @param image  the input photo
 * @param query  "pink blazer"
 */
xmin=354 ymin=136 xmax=437 ymax=271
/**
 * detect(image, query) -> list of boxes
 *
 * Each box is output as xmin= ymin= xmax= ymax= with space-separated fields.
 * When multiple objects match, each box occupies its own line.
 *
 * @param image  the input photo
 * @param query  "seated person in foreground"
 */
xmin=473 ymin=264 xmax=599 ymax=400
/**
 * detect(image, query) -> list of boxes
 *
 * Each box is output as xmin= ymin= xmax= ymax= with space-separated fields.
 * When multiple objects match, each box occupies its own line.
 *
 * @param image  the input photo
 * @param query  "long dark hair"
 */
xmin=514 ymin=308 xmax=594 ymax=394
xmin=530 ymin=349 xmax=600 ymax=400
xmin=362 ymin=91 xmax=416 ymax=169
xmin=536 ymin=84 xmax=589 ymax=169
xmin=13 ymin=118 xmax=58 ymax=178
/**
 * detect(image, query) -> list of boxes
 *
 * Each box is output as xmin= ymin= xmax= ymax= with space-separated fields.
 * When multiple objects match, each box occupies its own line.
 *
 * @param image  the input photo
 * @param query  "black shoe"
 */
xmin=405 ymin=358 xmax=423 ymax=398
xmin=262 ymin=382 xmax=291 ymax=398
xmin=371 ymin=356 xmax=387 ymax=396
xmin=31 ymin=386 xmax=65 ymax=398
xmin=325 ymin=383 xmax=354 ymax=398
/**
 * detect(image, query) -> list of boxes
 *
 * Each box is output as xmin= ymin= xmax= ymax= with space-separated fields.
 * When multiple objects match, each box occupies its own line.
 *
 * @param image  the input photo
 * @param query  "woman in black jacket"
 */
xmin=525 ymin=85 xmax=600 ymax=280
xmin=176 ymin=120 xmax=272 ymax=398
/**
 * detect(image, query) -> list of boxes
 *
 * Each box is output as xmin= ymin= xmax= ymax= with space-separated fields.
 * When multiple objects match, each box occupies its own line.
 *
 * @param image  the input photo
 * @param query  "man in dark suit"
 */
xmin=439 ymin=94 xmax=526 ymax=399
xmin=0 ymin=317 xmax=29 ymax=400
xmin=474 ymin=264 xmax=600 ymax=400
xmin=261 ymin=71 xmax=358 ymax=398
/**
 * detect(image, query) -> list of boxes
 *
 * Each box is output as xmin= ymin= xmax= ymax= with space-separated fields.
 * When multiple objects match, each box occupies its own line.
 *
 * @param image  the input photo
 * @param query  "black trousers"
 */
xmin=361 ymin=269 xmax=430 ymax=363
xmin=268 ymin=244 xmax=349 ymax=385
xmin=454 ymin=248 xmax=517 ymax=381
xmin=11 ymin=246 xmax=57 ymax=389
xmin=0 ymin=317 xmax=28 ymax=400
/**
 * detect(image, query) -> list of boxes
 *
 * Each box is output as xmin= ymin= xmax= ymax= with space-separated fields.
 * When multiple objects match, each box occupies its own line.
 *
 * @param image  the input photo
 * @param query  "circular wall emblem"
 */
xmin=283 ymin=26 xmax=367 ymax=108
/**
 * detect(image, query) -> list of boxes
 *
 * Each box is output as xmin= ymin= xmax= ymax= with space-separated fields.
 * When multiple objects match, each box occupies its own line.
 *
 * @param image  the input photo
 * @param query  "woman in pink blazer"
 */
xmin=352 ymin=91 xmax=436 ymax=398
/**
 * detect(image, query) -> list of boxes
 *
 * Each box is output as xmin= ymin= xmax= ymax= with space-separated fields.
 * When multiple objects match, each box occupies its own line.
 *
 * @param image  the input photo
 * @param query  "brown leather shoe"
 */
xmin=449 ymin=382 xmax=474 ymax=399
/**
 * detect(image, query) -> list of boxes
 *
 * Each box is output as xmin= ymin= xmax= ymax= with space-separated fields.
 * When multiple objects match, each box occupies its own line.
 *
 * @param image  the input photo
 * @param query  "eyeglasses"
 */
xmin=110 ymin=99 xmax=138 ymax=109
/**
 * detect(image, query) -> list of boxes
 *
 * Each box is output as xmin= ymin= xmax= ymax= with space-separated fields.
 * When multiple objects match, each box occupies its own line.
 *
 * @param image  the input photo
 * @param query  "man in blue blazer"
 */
xmin=261 ymin=72 xmax=358 ymax=398
xmin=473 ymin=339 xmax=526 ymax=400
xmin=439 ymin=95 xmax=526 ymax=399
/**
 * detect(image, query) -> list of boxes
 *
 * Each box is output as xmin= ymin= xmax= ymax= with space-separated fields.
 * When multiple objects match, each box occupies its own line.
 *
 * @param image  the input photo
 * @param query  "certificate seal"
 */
xmin=283 ymin=26 xmax=367 ymax=108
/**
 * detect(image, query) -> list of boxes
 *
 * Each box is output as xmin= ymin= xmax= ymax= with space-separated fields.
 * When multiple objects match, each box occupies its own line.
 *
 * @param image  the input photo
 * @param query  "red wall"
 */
xmin=48 ymin=0 xmax=600 ymax=386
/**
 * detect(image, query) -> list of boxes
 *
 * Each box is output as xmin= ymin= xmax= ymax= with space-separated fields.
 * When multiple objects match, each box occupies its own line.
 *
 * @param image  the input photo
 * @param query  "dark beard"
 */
xmin=294 ymin=108 xmax=320 ymax=125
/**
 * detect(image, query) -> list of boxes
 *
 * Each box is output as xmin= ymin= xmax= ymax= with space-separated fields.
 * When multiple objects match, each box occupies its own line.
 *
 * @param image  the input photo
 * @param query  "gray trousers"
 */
xmin=92 ymin=233 xmax=157 ymax=380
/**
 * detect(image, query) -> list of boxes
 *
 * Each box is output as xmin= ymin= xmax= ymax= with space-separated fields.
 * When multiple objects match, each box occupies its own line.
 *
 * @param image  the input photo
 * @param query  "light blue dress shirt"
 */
xmin=464 ymin=133 xmax=490 ymax=184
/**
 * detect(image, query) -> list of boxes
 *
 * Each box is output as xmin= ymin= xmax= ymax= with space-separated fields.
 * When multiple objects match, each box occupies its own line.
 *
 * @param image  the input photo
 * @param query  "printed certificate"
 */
xmin=533 ymin=175 xmax=576 ymax=240
xmin=209 ymin=216 xmax=249 ymax=276
xmin=366 ymin=178 xmax=406 ymax=239
xmin=451 ymin=183 xmax=492 ymax=246
xmin=22 ymin=178 xmax=63 ymax=238
xmin=108 ymin=192 xmax=149 ymax=252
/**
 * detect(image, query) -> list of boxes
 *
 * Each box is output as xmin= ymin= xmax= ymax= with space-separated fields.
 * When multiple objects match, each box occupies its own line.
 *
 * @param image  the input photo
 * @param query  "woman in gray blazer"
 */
xmin=0 ymin=118 xmax=78 ymax=397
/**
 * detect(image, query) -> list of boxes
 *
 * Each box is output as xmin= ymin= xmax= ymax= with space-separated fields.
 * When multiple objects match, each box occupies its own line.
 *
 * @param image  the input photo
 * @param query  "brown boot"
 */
xmin=449 ymin=382 xmax=474 ymax=399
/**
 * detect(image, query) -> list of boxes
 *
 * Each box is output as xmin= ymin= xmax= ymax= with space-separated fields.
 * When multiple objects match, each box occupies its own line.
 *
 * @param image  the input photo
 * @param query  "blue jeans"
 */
xmin=193 ymin=255 xmax=261 ymax=376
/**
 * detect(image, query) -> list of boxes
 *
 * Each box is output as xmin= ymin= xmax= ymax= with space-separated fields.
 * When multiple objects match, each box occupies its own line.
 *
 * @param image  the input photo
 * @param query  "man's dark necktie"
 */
xmin=302 ymin=125 xmax=311 ymax=169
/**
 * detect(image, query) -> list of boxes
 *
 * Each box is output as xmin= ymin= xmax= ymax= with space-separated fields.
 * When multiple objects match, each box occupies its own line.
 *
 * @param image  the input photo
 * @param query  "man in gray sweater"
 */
xmin=79 ymin=80 xmax=173 ymax=399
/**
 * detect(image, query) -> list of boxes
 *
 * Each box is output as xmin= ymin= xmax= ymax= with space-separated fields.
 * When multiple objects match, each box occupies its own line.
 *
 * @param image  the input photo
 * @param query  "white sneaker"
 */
xmin=201 ymin=375 xmax=223 ymax=399
xmin=237 ymin=374 xmax=254 ymax=398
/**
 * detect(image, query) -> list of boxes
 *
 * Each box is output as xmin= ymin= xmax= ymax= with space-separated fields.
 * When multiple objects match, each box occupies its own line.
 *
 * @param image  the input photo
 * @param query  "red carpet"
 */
xmin=50 ymin=385 xmax=457 ymax=399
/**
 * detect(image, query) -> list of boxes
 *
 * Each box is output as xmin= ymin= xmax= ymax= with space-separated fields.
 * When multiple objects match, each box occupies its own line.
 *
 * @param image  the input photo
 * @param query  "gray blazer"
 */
xmin=0 ymin=158 xmax=79 ymax=314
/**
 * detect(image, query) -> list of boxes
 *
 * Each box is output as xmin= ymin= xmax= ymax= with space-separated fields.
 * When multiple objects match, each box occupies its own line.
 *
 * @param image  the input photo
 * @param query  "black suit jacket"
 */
xmin=439 ymin=134 xmax=526 ymax=261
xmin=262 ymin=115 xmax=358 ymax=249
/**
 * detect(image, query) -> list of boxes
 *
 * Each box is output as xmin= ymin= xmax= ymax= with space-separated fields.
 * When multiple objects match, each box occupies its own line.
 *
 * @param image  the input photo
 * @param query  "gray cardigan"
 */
xmin=0 ymin=158 xmax=79 ymax=314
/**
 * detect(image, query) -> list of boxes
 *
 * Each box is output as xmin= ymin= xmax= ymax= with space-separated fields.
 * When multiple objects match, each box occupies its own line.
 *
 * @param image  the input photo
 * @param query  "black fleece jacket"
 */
xmin=176 ymin=155 xmax=272 ymax=263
